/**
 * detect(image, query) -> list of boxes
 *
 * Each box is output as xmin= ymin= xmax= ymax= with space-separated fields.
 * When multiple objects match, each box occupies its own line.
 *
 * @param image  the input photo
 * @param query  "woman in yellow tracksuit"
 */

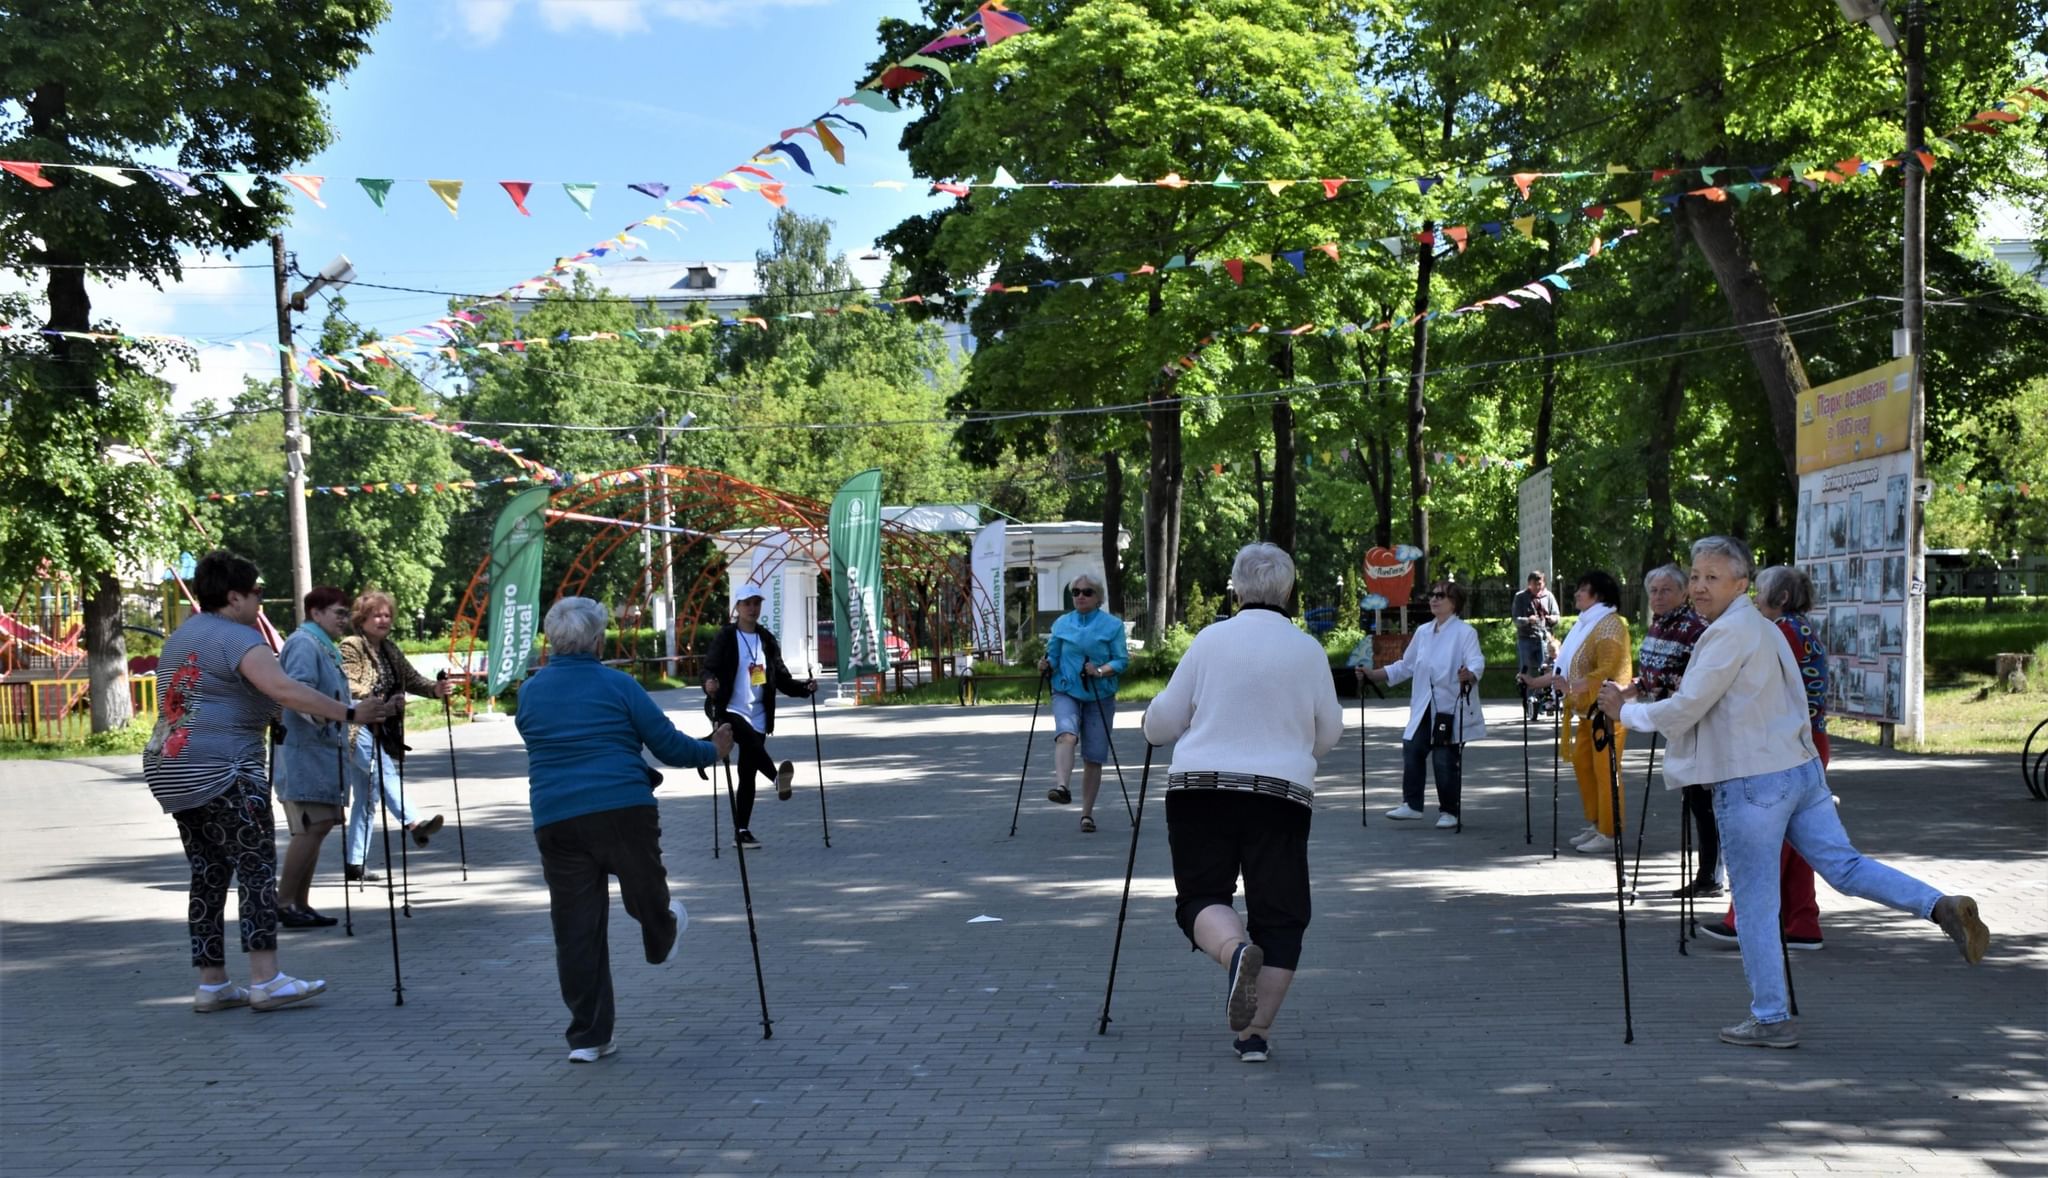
xmin=1518 ymin=570 xmax=1631 ymax=853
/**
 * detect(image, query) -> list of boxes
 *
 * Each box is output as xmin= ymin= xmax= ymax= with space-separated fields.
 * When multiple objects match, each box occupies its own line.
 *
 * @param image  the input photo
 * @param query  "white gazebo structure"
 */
xmin=709 ymin=527 xmax=826 ymax=674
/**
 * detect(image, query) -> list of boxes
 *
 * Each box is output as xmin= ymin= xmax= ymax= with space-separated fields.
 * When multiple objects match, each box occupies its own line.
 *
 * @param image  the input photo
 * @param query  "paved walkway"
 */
xmin=2 ymin=692 xmax=2043 ymax=1176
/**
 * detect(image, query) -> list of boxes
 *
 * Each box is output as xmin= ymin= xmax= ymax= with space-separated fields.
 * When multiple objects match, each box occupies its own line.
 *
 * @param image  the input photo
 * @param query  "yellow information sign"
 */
xmin=1796 ymin=357 xmax=1914 ymax=474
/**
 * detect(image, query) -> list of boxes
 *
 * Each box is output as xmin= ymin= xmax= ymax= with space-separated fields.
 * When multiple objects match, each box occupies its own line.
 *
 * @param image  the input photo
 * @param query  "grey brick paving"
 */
xmin=2 ymin=691 xmax=2043 ymax=1176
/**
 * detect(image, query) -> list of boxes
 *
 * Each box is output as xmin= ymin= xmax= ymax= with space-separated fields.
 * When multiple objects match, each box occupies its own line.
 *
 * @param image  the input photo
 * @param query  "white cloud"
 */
xmin=446 ymin=0 xmax=832 ymax=42
xmin=454 ymin=0 xmax=518 ymax=43
xmin=655 ymin=0 xmax=834 ymax=27
xmin=539 ymin=0 xmax=649 ymax=35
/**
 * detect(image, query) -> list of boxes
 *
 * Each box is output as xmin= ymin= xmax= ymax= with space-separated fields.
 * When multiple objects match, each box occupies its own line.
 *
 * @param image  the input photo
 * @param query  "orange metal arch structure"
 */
xmin=447 ymin=465 xmax=999 ymax=696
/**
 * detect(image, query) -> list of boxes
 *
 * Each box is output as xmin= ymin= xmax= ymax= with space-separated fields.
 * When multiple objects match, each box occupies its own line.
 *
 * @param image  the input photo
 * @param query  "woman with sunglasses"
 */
xmin=1037 ymin=573 xmax=1127 ymax=834
xmin=1359 ymin=580 xmax=1485 ymax=828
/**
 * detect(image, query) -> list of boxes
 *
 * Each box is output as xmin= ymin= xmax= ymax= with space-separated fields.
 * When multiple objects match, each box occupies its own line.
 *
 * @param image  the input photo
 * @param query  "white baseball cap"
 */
xmin=734 ymin=584 xmax=767 ymax=603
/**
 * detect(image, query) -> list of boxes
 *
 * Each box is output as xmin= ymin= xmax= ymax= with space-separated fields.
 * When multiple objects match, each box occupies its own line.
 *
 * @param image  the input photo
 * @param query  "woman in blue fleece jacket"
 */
xmin=515 ymin=596 xmax=733 ymax=1063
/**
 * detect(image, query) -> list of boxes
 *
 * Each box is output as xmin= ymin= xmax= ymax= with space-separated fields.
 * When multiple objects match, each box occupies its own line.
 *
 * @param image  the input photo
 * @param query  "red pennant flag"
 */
xmin=2025 ymin=87 xmax=2048 ymax=101
xmin=1221 ymin=258 xmax=1246 ymax=285
xmin=1973 ymin=109 xmax=2020 ymax=123
xmin=1 ymin=161 xmax=54 ymax=188
xmin=875 ymin=65 xmax=924 ymax=90
xmin=1765 ymin=176 xmax=1793 ymax=193
xmin=1958 ymin=122 xmax=2000 ymax=135
xmin=1696 ymin=186 xmax=1727 ymax=202
xmin=1135 ymin=263 xmax=1156 ymax=274
xmin=1914 ymin=150 xmax=1936 ymax=172
xmin=1320 ymin=178 xmax=1344 ymax=199
xmin=1650 ymin=167 xmax=1678 ymax=182
xmin=1834 ymin=156 xmax=1864 ymax=176
xmin=760 ymin=182 xmax=787 ymax=207
xmin=500 ymin=181 xmax=534 ymax=216
xmin=733 ymin=165 xmax=775 ymax=180
xmin=1584 ymin=205 xmax=1606 ymax=220
xmin=1444 ymin=226 xmax=1468 ymax=253
xmin=1414 ymin=230 xmax=1436 ymax=245
xmin=932 ymin=181 xmax=970 ymax=196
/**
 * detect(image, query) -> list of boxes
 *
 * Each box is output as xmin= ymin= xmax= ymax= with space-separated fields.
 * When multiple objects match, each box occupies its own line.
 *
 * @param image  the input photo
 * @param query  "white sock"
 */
xmin=198 ymin=980 xmax=235 ymax=993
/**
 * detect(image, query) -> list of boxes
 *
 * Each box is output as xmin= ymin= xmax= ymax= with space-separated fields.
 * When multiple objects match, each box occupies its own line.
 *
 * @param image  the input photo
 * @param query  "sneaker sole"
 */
xmin=663 ymin=900 xmax=688 ymax=964
xmin=568 ymin=1043 xmax=618 ymax=1063
xmin=250 ymin=984 xmax=324 ymax=1013
xmin=1226 ymin=944 xmax=1263 ymax=1032
xmin=193 ymin=998 xmax=248 ymax=1014
xmin=775 ymin=762 xmax=795 ymax=800
xmin=1942 ymin=897 xmax=1989 ymax=964
xmin=1719 ymin=1031 xmax=1799 ymax=1048
xmin=1237 ymin=1049 xmax=1269 ymax=1062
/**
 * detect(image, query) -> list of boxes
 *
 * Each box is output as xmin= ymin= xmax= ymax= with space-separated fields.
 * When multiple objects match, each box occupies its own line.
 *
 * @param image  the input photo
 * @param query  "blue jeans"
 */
xmin=1051 ymin=691 xmax=1113 ymax=766
xmin=1400 ymin=708 xmax=1460 ymax=816
xmin=345 ymin=727 xmax=420 ymax=867
xmin=1713 ymin=757 xmax=1940 ymax=1022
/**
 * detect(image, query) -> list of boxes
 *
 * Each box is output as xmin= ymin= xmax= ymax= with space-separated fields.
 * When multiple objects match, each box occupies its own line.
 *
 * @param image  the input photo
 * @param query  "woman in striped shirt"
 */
xmin=144 ymin=551 xmax=394 ymax=1013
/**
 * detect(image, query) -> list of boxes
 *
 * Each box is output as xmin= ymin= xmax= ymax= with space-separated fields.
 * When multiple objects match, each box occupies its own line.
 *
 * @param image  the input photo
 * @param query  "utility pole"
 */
xmin=657 ymin=410 xmax=678 ymax=671
xmin=272 ymin=233 xmax=313 ymax=625
xmin=1901 ymin=0 xmax=1928 ymax=747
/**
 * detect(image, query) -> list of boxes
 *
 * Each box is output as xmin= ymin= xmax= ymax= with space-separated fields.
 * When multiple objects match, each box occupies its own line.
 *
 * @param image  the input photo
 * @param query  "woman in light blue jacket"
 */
xmin=275 ymin=587 xmax=357 ymax=928
xmin=1037 ymin=573 xmax=1128 ymax=834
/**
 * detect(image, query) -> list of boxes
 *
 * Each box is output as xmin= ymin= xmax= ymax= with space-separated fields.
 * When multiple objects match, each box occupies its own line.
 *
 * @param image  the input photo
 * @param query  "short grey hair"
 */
xmin=1689 ymin=535 xmax=1754 ymax=581
xmin=1645 ymin=564 xmax=1687 ymax=592
xmin=1755 ymin=565 xmax=1813 ymax=615
xmin=1069 ymin=572 xmax=1100 ymax=593
xmin=544 ymin=596 xmax=608 ymax=656
xmin=1230 ymin=542 xmax=1295 ymax=606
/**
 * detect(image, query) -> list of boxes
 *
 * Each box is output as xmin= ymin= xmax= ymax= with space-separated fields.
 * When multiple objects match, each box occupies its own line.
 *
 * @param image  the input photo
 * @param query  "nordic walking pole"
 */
xmin=373 ymin=741 xmax=405 ymax=1006
xmin=702 ymin=694 xmax=721 ymax=859
xmin=807 ymin=668 xmax=829 ymax=848
xmin=1087 ymin=670 xmax=1135 ymax=823
xmin=1359 ymin=687 xmax=1369 ymax=828
xmin=1008 ymin=669 xmax=1049 ymax=837
xmin=1520 ymin=681 xmax=1532 ymax=845
xmin=1550 ymin=693 xmax=1561 ymax=860
xmin=1678 ymin=795 xmax=1692 ymax=956
xmin=1453 ymin=680 xmax=1472 ymax=834
xmin=722 ymin=755 xmax=773 ymax=1040
xmin=335 ymin=690 xmax=352 ymax=937
xmin=436 ymin=671 xmax=469 ymax=880
xmin=1627 ymin=733 xmax=1659 ymax=904
xmin=1594 ymin=707 xmax=1634 ymax=1044
xmin=1098 ymin=741 xmax=1155 ymax=1036
xmin=1782 ymin=915 xmax=1799 ymax=1017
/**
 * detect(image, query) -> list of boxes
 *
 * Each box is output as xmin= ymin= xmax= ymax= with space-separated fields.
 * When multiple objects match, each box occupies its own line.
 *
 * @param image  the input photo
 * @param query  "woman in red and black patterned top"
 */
xmin=1701 ymin=565 xmax=1830 ymax=951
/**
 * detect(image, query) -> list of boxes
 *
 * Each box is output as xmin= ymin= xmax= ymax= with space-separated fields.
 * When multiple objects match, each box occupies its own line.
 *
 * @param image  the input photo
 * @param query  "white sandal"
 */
xmin=250 ymin=973 xmax=327 ymax=1012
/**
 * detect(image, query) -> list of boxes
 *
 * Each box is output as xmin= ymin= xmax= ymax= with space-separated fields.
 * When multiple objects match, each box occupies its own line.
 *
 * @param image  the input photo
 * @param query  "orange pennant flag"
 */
xmin=1 ymin=161 xmax=55 ymax=187
xmin=1444 ymin=226 xmax=1468 ymax=253
xmin=814 ymin=121 xmax=846 ymax=165
xmin=1314 ymin=242 xmax=1340 ymax=262
xmin=281 ymin=174 xmax=326 ymax=207
xmin=1512 ymin=172 xmax=1539 ymax=199
xmin=760 ymin=182 xmax=787 ymax=207
xmin=1320 ymin=178 xmax=1344 ymax=199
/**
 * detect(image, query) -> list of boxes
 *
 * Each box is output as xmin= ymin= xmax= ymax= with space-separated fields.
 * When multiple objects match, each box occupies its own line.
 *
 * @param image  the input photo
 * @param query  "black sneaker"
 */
xmin=1225 ymin=942 xmax=1263 ymax=1032
xmin=1671 ymin=880 xmax=1723 ymax=900
xmin=735 ymin=829 xmax=763 ymax=850
xmin=1697 ymin=921 xmax=1739 ymax=946
xmin=1786 ymin=935 xmax=1823 ymax=951
xmin=278 ymin=906 xmax=337 ymax=929
xmin=344 ymin=865 xmax=380 ymax=883
xmin=1233 ymin=1034 xmax=1270 ymax=1062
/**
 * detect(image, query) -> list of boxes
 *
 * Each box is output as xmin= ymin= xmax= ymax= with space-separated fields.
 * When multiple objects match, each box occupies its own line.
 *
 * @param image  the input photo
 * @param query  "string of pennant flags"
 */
xmin=203 ymin=472 xmax=544 ymax=502
xmin=2 ymin=82 xmax=2036 ymax=221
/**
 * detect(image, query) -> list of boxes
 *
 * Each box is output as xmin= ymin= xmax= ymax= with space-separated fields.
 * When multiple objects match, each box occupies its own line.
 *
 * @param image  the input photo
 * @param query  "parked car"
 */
xmin=815 ymin=620 xmax=909 ymax=668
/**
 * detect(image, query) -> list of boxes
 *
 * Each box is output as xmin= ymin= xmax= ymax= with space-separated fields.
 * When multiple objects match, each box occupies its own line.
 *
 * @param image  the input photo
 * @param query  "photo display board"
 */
xmin=1793 ymin=357 xmax=1915 ymax=725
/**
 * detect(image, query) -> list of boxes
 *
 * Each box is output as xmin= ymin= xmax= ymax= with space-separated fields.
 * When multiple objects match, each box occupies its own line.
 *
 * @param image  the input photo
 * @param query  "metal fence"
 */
xmin=0 ymin=675 xmax=158 ymax=744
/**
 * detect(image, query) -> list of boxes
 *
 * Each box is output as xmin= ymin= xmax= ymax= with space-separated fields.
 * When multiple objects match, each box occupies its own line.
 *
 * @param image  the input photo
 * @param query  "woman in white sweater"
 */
xmin=1359 ymin=580 xmax=1485 ymax=828
xmin=1143 ymin=543 xmax=1344 ymax=1064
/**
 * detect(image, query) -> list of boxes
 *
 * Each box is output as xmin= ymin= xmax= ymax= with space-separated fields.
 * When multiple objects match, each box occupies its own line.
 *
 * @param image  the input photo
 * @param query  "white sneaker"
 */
xmin=1570 ymin=824 xmax=1599 ymax=844
xmin=567 ymin=1040 xmax=617 ymax=1063
xmin=1385 ymin=804 xmax=1425 ymax=820
xmin=1435 ymin=813 xmax=1460 ymax=829
xmin=1576 ymin=832 xmax=1616 ymax=854
xmin=663 ymin=899 xmax=687 ymax=964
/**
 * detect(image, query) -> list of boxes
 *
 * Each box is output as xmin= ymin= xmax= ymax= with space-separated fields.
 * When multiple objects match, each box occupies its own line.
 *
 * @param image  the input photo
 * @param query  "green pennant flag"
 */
xmin=1213 ymin=169 xmax=1241 ymax=189
xmin=813 ymin=184 xmax=850 ymax=195
xmin=562 ymin=182 xmax=597 ymax=216
xmin=485 ymin=485 xmax=550 ymax=696
xmin=357 ymin=178 xmax=394 ymax=209
xmin=1465 ymin=176 xmax=1494 ymax=195
xmin=828 ymin=469 xmax=885 ymax=680
xmin=844 ymin=90 xmax=899 ymax=113
xmin=216 ymin=172 xmax=260 ymax=207
xmin=1367 ymin=178 xmax=1394 ymax=195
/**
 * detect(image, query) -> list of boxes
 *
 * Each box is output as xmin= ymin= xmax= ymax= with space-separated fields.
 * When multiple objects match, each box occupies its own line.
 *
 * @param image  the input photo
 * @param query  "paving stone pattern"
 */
xmin=2 ymin=692 xmax=2043 ymax=1176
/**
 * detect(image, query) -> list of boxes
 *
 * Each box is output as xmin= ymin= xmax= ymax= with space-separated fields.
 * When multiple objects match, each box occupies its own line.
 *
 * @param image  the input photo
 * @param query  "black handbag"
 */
xmin=1430 ymin=710 xmax=1458 ymax=747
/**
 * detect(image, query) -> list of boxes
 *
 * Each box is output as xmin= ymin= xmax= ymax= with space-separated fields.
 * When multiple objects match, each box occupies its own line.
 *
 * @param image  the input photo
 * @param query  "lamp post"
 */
xmin=1836 ymin=0 xmax=1927 ymax=746
xmin=270 ymin=237 xmax=355 ymax=624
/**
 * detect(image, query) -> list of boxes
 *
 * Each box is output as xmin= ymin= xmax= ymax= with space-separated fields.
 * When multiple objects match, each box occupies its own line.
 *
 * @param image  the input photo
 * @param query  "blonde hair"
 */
xmin=350 ymin=589 xmax=396 ymax=630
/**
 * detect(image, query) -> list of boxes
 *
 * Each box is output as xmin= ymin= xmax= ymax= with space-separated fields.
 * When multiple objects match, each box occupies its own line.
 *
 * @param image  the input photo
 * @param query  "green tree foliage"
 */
xmin=1 ymin=0 xmax=389 ymax=729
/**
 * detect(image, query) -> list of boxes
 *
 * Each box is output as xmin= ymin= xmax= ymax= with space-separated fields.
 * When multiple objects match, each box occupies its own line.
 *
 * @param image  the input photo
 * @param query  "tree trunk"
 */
xmin=1251 ymin=450 xmax=1267 ymax=541
xmin=1268 ymin=340 xmax=1297 ymax=555
xmin=1642 ymin=211 xmax=1693 ymax=576
xmin=1686 ymin=196 xmax=1808 ymax=499
xmin=1355 ymin=317 xmax=1396 ymax=547
xmin=1403 ymin=222 xmax=1437 ymax=597
xmin=1101 ymin=448 xmax=1124 ymax=617
xmin=34 ymin=80 xmax=131 ymax=733
xmin=1143 ymin=379 xmax=1183 ymax=642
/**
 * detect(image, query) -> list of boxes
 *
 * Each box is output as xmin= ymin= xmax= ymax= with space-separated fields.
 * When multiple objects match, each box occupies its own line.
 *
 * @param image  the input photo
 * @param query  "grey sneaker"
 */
xmin=567 ymin=1040 xmax=617 ymax=1063
xmin=775 ymin=760 xmax=795 ymax=801
xmin=1225 ymin=942 xmax=1263 ymax=1032
xmin=1932 ymin=896 xmax=1989 ymax=964
xmin=1719 ymin=1016 xmax=1799 ymax=1049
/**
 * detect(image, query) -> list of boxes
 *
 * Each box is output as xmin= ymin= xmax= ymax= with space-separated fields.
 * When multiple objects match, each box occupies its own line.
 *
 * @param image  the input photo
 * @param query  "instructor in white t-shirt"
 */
xmin=702 ymin=584 xmax=815 ymax=850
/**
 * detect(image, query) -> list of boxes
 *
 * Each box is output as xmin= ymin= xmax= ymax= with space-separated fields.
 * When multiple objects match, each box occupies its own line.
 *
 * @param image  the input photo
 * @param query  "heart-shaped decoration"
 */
xmin=1363 ymin=545 xmax=1417 ymax=604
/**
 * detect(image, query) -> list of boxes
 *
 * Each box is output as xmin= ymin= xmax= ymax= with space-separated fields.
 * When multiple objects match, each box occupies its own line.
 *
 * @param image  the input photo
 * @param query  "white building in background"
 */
xmin=1988 ymin=238 xmax=2045 ymax=286
xmin=506 ymin=253 xmax=897 ymax=320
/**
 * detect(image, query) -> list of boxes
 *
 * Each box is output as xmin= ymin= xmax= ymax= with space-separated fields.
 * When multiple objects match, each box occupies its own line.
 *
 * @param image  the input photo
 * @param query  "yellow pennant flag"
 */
xmin=1247 ymin=254 xmax=1275 ymax=272
xmin=1264 ymin=179 xmax=1296 ymax=196
xmin=1512 ymin=215 xmax=1537 ymax=239
xmin=1614 ymin=200 xmax=1643 ymax=223
xmin=428 ymin=179 xmax=463 ymax=218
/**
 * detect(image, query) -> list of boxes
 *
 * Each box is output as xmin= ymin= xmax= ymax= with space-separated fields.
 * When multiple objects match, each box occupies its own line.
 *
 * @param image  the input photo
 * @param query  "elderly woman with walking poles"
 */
xmin=274 ymin=585 xmax=355 ymax=929
xmin=1519 ymin=570 xmax=1632 ymax=854
xmin=1142 ymin=543 xmax=1343 ymax=1064
xmin=1598 ymin=536 xmax=1990 ymax=1049
xmin=339 ymin=590 xmax=449 ymax=880
xmin=145 ymin=551 xmax=394 ymax=1012
xmin=1358 ymin=578 xmax=1485 ymax=829
xmin=1633 ymin=564 xmax=1716 ymax=898
xmin=517 ymin=597 xmax=734 ymax=1063
xmin=1039 ymin=572 xmax=1128 ymax=835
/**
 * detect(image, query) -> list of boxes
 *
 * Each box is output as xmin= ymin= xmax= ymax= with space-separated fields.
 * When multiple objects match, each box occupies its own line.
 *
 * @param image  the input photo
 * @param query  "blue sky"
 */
xmin=74 ymin=0 xmax=947 ymax=408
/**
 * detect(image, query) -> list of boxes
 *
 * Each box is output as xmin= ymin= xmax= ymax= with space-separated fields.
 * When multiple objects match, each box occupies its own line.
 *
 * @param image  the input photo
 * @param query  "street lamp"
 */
xmin=1837 ymin=0 xmax=1928 ymax=746
xmin=271 ymin=242 xmax=354 ymax=624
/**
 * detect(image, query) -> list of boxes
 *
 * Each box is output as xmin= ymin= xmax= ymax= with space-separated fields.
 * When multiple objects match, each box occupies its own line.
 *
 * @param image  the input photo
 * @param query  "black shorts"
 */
xmin=1164 ymin=788 xmax=1312 ymax=969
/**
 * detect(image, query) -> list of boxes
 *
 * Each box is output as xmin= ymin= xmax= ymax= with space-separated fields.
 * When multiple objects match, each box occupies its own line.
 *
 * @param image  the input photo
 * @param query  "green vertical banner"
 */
xmin=486 ymin=485 xmax=551 ymax=695
xmin=828 ymin=468 xmax=884 ymax=680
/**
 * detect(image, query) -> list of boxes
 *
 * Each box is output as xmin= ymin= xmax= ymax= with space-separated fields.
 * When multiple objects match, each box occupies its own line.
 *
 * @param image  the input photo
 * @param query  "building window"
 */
xmin=685 ymin=266 xmax=715 ymax=290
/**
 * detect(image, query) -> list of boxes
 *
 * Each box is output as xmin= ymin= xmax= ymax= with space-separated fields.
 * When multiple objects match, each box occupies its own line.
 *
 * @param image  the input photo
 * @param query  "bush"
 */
xmin=1321 ymin=625 xmax=1367 ymax=667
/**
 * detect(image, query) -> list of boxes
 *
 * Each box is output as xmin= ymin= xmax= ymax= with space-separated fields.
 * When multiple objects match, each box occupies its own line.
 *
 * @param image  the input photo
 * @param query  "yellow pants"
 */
xmin=1570 ymin=715 xmax=1627 ymax=837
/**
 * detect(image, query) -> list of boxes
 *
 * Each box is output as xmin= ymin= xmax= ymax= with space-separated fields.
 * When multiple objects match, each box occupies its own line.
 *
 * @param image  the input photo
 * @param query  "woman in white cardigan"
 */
xmin=1359 ymin=580 xmax=1485 ymax=828
xmin=1143 ymin=543 xmax=1344 ymax=1064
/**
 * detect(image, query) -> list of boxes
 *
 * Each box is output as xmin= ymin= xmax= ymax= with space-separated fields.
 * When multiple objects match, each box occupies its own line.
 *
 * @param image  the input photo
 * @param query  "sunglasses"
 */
xmin=1072 ymin=587 xmax=1098 ymax=597
xmin=1429 ymin=589 xmax=1451 ymax=599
